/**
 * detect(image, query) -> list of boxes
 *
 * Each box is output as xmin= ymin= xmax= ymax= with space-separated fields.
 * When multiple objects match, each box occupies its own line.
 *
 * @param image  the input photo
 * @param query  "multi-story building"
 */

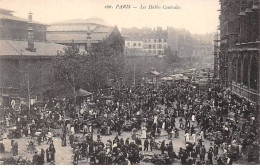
xmin=219 ymin=0 xmax=260 ymax=103
xmin=122 ymin=27 xmax=168 ymax=55
xmin=124 ymin=38 xmax=143 ymax=50
xmin=143 ymin=36 xmax=167 ymax=55
xmin=0 ymin=9 xmax=65 ymax=108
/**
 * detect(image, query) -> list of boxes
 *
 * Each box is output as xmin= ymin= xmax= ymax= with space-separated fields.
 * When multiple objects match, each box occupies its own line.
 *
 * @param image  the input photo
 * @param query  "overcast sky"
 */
xmin=0 ymin=0 xmax=220 ymax=34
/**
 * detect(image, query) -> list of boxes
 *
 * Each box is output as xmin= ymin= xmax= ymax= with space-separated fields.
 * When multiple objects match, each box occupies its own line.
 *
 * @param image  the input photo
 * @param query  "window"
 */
xmin=143 ymin=44 xmax=146 ymax=49
xmin=149 ymin=45 xmax=152 ymax=49
xmin=243 ymin=56 xmax=249 ymax=86
xmin=133 ymin=43 xmax=136 ymax=47
xmin=148 ymin=39 xmax=151 ymax=43
xmin=159 ymin=39 xmax=162 ymax=42
xmin=153 ymin=44 xmax=156 ymax=49
xmin=250 ymin=56 xmax=258 ymax=90
xmin=138 ymin=43 xmax=141 ymax=47
xmin=157 ymin=44 xmax=162 ymax=49
xmin=127 ymin=42 xmax=130 ymax=46
xmin=164 ymin=39 xmax=167 ymax=42
xmin=154 ymin=39 xmax=156 ymax=42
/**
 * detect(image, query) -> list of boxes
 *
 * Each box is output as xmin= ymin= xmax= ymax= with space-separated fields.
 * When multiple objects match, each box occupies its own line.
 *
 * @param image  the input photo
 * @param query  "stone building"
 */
xmin=0 ymin=9 xmax=65 ymax=108
xmin=122 ymin=27 xmax=168 ymax=56
xmin=219 ymin=0 xmax=260 ymax=102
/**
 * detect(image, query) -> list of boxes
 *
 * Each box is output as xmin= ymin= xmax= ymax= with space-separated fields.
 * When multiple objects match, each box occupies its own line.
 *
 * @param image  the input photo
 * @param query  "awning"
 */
xmin=150 ymin=70 xmax=160 ymax=76
xmin=76 ymin=88 xmax=92 ymax=97
xmin=161 ymin=77 xmax=173 ymax=81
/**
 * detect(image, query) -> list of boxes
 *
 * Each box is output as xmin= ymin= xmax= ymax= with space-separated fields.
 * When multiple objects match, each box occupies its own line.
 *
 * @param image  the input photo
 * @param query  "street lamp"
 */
xmin=119 ymin=77 xmax=123 ymax=117
xmin=8 ymin=86 xmax=12 ymax=108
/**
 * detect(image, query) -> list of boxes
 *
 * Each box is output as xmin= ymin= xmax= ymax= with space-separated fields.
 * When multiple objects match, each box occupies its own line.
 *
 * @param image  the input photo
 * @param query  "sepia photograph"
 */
xmin=0 ymin=0 xmax=259 ymax=165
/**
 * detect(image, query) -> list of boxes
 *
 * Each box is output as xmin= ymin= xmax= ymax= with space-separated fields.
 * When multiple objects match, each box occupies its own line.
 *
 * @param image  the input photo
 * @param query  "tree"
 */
xmin=53 ymin=44 xmax=87 ymax=110
xmin=53 ymin=32 xmax=124 ymax=107
xmin=19 ymin=61 xmax=49 ymax=111
xmin=163 ymin=47 xmax=180 ymax=73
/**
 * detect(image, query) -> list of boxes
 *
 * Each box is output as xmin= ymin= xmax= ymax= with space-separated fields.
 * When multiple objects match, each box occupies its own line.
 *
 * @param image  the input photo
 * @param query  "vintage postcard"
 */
xmin=0 ymin=0 xmax=259 ymax=166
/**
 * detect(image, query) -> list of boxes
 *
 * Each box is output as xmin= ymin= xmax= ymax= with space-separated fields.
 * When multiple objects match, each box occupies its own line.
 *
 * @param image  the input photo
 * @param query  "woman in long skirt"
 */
xmin=70 ymin=126 xmax=75 ymax=135
xmin=192 ymin=114 xmax=195 ymax=122
xmin=141 ymin=126 xmax=147 ymax=139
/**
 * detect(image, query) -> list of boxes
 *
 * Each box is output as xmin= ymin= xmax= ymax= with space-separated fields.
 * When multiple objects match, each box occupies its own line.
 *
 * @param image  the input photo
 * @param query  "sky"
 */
xmin=0 ymin=0 xmax=220 ymax=34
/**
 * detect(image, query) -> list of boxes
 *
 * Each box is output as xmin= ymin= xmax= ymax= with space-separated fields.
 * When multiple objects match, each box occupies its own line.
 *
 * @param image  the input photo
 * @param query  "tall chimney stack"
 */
xmin=26 ymin=11 xmax=36 ymax=52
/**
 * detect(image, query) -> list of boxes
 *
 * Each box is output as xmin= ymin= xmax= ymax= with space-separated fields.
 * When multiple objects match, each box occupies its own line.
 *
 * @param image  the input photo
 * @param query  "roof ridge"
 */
xmin=5 ymin=40 xmax=21 ymax=55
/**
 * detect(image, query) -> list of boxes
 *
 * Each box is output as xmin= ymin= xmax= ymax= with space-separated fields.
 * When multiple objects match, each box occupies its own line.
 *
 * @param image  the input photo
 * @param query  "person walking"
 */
xmin=150 ymin=138 xmax=154 ymax=151
xmin=144 ymin=138 xmax=149 ymax=151
xmin=40 ymin=148 xmax=45 ymax=165
xmin=49 ymin=143 xmax=56 ymax=162
xmin=207 ymin=149 xmax=213 ymax=165
xmin=200 ymin=145 xmax=206 ymax=161
xmin=161 ymin=140 xmax=165 ymax=154
xmin=33 ymin=151 xmax=39 ymax=165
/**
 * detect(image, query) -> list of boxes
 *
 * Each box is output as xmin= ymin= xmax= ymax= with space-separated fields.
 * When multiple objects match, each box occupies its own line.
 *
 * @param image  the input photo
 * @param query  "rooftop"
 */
xmin=0 ymin=8 xmax=48 ymax=25
xmin=0 ymin=40 xmax=66 ymax=56
xmin=51 ymin=17 xmax=111 ymax=26
xmin=47 ymin=19 xmax=116 ymax=43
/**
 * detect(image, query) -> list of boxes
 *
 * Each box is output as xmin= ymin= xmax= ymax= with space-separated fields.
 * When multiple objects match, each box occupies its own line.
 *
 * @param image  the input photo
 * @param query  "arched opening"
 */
xmin=232 ymin=57 xmax=237 ymax=82
xmin=250 ymin=55 xmax=258 ymax=90
xmin=243 ymin=56 xmax=249 ymax=87
xmin=237 ymin=56 xmax=242 ymax=83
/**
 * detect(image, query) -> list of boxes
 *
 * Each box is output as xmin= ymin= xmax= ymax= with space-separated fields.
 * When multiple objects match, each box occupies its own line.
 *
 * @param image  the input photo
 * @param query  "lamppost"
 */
xmin=118 ymin=77 xmax=123 ymax=117
xmin=8 ymin=85 xmax=12 ymax=108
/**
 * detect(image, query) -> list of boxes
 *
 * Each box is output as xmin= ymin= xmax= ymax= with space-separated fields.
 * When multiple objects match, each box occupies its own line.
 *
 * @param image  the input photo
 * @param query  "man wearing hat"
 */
xmin=33 ymin=151 xmax=39 ymax=165
xmin=0 ymin=139 xmax=5 ymax=154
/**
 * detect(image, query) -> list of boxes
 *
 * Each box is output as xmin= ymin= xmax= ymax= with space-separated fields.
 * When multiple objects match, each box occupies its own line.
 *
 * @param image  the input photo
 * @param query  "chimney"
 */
xmin=26 ymin=11 xmax=36 ymax=52
xmin=86 ymin=26 xmax=92 ymax=53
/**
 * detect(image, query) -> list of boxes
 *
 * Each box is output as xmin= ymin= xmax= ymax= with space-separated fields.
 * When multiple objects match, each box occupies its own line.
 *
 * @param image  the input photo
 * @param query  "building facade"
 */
xmin=0 ymin=9 xmax=65 ymax=108
xmin=0 ymin=8 xmax=47 ymax=41
xmin=219 ymin=0 xmax=260 ymax=103
xmin=122 ymin=27 xmax=168 ymax=56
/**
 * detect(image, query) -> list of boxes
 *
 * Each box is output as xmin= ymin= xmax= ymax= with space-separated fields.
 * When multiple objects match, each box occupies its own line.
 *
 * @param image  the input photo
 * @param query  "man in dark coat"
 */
xmin=144 ymin=138 xmax=149 ymax=151
xmin=69 ymin=134 xmax=74 ymax=146
xmin=49 ymin=143 xmax=56 ymax=162
xmin=207 ymin=149 xmax=213 ymax=165
xmin=200 ymin=145 xmax=206 ymax=161
xmin=0 ymin=139 xmax=5 ymax=154
xmin=39 ymin=148 xmax=45 ymax=165
xmin=179 ymin=148 xmax=187 ymax=165
xmin=73 ymin=147 xmax=80 ymax=165
xmin=33 ymin=151 xmax=39 ymax=165
xmin=150 ymin=138 xmax=154 ymax=151
xmin=46 ymin=148 xmax=51 ymax=162
xmin=161 ymin=140 xmax=165 ymax=154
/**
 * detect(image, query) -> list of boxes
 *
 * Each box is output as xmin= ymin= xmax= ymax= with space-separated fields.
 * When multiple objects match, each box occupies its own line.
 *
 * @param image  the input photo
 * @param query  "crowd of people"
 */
xmin=0 ymin=79 xmax=259 ymax=165
xmin=67 ymin=80 xmax=259 ymax=165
